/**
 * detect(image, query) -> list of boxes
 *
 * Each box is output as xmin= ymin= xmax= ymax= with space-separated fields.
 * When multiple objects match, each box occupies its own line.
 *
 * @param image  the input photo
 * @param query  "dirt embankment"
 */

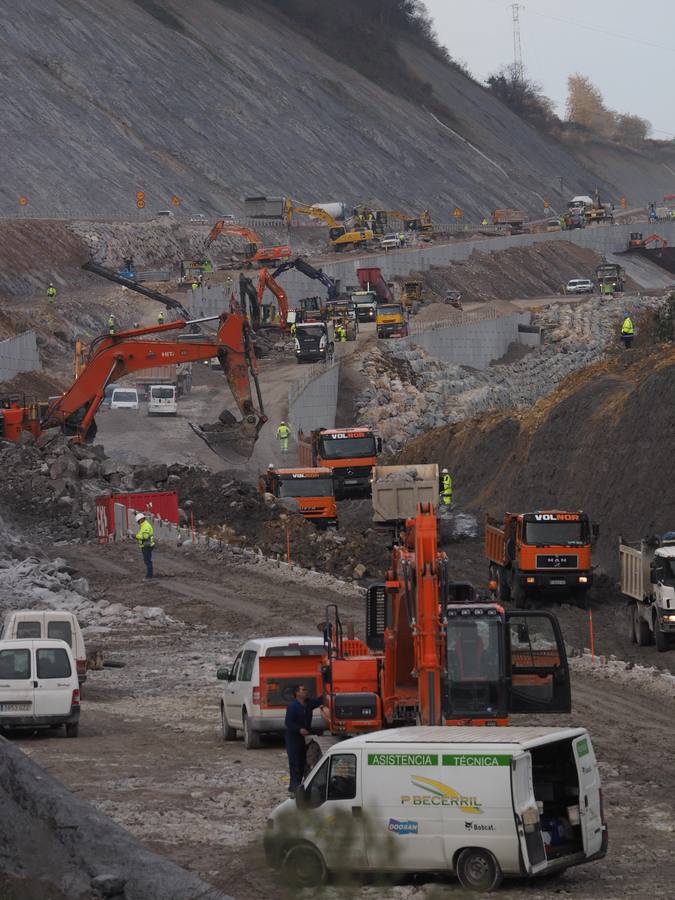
xmin=400 ymin=241 xmax=639 ymax=314
xmin=400 ymin=341 xmax=675 ymax=577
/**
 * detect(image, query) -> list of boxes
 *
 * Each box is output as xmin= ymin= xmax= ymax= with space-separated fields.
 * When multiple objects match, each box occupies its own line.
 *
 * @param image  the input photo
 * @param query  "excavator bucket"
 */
xmin=188 ymin=410 xmax=263 ymax=461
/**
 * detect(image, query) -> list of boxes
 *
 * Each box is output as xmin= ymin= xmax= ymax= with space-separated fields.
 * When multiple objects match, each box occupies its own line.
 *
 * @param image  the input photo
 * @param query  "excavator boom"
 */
xmin=82 ymin=261 xmax=191 ymax=318
xmin=256 ymin=268 xmax=289 ymax=327
xmin=42 ymin=314 xmax=266 ymax=460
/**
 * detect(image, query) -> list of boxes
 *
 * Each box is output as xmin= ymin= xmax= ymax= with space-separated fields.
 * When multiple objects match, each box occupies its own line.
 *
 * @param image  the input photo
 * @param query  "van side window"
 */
xmin=48 ymin=621 xmax=73 ymax=646
xmin=36 ymin=648 xmax=72 ymax=679
xmin=0 ymin=648 xmax=31 ymax=679
xmin=238 ymin=650 xmax=257 ymax=682
xmin=306 ymin=760 xmax=329 ymax=808
xmin=17 ymin=622 xmax=42 ymax=639
xmin=327 ymin=754 xmax=357 ymax=801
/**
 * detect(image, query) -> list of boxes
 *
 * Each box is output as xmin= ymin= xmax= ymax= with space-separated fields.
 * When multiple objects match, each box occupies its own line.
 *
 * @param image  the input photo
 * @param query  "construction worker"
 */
xmin=336 ymin=322 xmax=347 ymax=342
xmin=46 ymin=282 xmax=57 ymax=301
xmin=276 ymin=421 xmax=291 ymax=454
xmin=107 ymin=314 xmax=116 ymax=335
xmin=481 ymin=217 xmax=488 ymax=226
xmin=157 ymin=310 xmax=165 ymax=325
xmin=191 ymin=280 xmax=199 ymax=293
xmin=134 ymin=512 xmax=155 ymax=578
xmin=284 ymin=684 xmax=324 ymax=795
xmin=440 ymin=468 xmax=453 ymax=508
xmin=290 ymin=322 xmax=297 ymax=336
xmin=621 ymin=312 xmax=634 ymax=349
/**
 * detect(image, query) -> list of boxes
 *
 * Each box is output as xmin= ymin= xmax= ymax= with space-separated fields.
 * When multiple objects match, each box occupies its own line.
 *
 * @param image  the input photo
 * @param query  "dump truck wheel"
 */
xmin=456 ymin=848 xmax=502 ymax=892
xmin=635 ymin=609 xmax=650 ymax=646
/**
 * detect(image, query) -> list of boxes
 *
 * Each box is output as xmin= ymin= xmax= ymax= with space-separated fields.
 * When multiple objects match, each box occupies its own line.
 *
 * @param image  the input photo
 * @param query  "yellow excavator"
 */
xmin=353 ymin=205 xmax=432 ymax=235
xmin=283 ymin=200 xmax=373 ymax=251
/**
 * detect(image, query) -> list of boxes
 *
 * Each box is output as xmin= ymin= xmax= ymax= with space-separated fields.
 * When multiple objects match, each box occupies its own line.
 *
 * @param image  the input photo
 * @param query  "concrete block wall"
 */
xmin=0 ymin=331 xmax=40 ymax=382
xmin=405 ymin=311 xmax=532 ymax=369
xmin=287 ymin=361 xmax=340 ymax=436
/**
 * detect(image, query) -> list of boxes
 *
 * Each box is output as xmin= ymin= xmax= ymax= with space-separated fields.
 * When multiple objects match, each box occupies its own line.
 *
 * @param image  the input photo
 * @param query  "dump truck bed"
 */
xmin=619 ymin=543 xmax=649 ymax=601
xmin=485 ymin=519 xmax=508 ymax=566
xmin=371 ymin=464 xmax=438 ymax=522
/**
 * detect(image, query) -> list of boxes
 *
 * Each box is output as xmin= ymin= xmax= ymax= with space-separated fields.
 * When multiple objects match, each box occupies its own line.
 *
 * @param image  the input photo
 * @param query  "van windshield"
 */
xmin=279 ymin=477 xmax=334 ymax=498
xmin=112 ymin=391 xmax=137 ymax=403
xmin=151 ymin=387 xmax=175 ymax=399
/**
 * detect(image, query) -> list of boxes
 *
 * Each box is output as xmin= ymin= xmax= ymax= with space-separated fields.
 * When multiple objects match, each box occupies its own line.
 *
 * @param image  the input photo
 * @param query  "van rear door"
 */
xmin=34 ymin=645 xmax=75 ymax=716
xmin=511 ymin=752 xmax=547 ymax=874
xmin=572 ymin=735 xmax=604 ymax=856
xmin=0 ymin=644 xmax=34 ymax=717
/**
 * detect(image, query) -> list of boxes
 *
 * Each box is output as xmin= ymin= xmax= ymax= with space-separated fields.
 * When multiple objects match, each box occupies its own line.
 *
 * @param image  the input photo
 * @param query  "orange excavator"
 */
xmin=205 ymin=220 xmax=291 ymax=266
xmin=256 ymin=267 xmax=289 ymax=328
xmin=0 ymin=313 xmax=267 ymax=460
xmin=319 ymin=505 xmax=570 ymax=740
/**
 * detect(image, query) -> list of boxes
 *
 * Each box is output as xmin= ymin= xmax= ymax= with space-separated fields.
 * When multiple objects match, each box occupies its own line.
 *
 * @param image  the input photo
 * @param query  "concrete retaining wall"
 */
xmin=287 ymin=361 xmax=340 ymax=435
xmin=0 ymin=331 xmax=40 ymax=382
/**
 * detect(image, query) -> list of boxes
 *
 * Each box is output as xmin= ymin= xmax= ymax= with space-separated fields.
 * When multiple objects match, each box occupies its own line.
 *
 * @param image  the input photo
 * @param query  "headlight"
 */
xmin=578 ymin=576 xmax=589 ymax=584
xmin=526 ymin=577 xmax=535 ymax=584
xmin=663 ymin=615 xmax=675 ymax=623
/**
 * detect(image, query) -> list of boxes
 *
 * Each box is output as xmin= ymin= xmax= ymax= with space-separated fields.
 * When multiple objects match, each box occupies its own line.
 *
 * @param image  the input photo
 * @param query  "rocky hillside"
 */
xmin=4 ymin=0 xmax=674 ymax=218
xmin=398 ymin=337 xmax=675 ymax=575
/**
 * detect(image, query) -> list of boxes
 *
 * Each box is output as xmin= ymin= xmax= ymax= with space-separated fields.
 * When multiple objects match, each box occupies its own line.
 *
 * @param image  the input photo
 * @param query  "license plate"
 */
xmin=550 ymin=579 xmax=566 ymax=585
xmin=344 ymin=479 xmax=358 ymax=485
xmin=0 ymin=702 xmax=31 ymax=711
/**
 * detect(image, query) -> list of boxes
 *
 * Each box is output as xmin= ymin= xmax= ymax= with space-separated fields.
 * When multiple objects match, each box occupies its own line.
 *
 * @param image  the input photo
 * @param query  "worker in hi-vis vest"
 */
xmin=440 ymin=468 xmax=453 ymax=507
xmin=621 ymin=313 xmax=634 ymax=349
xmin=276 ymin=421 xmax=291 ymax=454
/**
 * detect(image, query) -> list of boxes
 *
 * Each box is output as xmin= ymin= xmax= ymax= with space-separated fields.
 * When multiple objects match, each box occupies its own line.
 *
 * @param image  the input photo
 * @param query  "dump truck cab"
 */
xmin=298 ymin=427 xmax=381 ymax=498
xmin=486 ymin=511 xmax=597 ymax=606
xmin=261 ymin=467 xmax=337 ymax=527
xmin=376 ymin=303 xmax=408 ymax=339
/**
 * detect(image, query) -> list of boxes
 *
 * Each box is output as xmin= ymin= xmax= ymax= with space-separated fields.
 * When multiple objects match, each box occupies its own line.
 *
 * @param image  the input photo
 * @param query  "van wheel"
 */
xmin=65 ymin=722 xmax=79 ymax=739
xmin=635 ymin=609 xmax=650 ymax=646
xmin=654 ymin=615 xmax=669 ymax=652
xmin=456 ymin=848 xmax=502 ymax=892
xmin=221 ymin=704 xmax=237 ymax=741
xmin=281 ymin=843 xmax=327 ymax=888
xmin=243 ymin=711 xmax=260 ymax=749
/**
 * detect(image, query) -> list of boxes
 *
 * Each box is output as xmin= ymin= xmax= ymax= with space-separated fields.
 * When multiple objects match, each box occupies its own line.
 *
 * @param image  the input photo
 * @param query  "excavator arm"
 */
xmin=42 ymin=314 xmax=266 ymax=459
xmin=205 ymin=221 xmax=261 ymax=254
xmin=272 ymin=257 xmax=338 ymax=300
xmin=256 ymin=268 xmax=289 ymax=327
xmin=283 ymin=201 xmax=339 ymax=227
xmin=82 ymin=261 xmax=191 ymax=318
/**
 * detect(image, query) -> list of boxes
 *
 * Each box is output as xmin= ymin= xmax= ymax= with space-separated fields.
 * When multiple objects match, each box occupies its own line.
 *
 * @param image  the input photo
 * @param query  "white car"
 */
xmin=0 ymin=639 xmax=80 ymax=737
xmin=565 ymin=278 xmax=594 ymax=294
xmin=1 ymin=610 xmax=87 ymax=684
xmin=189 ymin=213 xmax=207 ymax=225
xmin=380 ymin=233 xmax=405 ymax=250
xmin=155 ymin=209 xmax=175 ymax=219
xmin=110 ymin=387 xmax=139 ymax=410
xmin=217 ymin=636 xmax=326 ymax=749
xmin=148 ymin=384 xmax=177 ymax=416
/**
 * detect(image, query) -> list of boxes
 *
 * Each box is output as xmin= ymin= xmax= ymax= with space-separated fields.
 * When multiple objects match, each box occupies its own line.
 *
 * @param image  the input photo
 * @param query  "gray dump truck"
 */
xmin=370 ymin=464 xmax=439 ymax=523
xmin=620 ymin=534 xmax=675 ymax=652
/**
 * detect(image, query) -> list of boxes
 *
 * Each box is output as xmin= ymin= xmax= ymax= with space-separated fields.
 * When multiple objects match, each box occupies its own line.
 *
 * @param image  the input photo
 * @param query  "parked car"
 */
xmin=189 ymin=213 xmax=207 ymax=225
xmin=1 ymin=610 xmax=87 ymax=683
xmin=0 ymin=639 xmax=80 ymax=737
xmin=380 ymin=233 xmax=405 ymax=250
xmin=219 ymin=214 xmax=237 ymax=222
xmin=155 ymin=209 xmax=175 ymax=219
xmin=110 ymin=387 xmax=139 ymax=410
xmin=148 ymin=384 xmax=177 ymax=416
xmin=265 ymin=726 xmax=607 ymax=891
xmin=565 ymin=278 xmax=595 ymax=295
xmin=217 ymin=636 xmax=326 ymax=749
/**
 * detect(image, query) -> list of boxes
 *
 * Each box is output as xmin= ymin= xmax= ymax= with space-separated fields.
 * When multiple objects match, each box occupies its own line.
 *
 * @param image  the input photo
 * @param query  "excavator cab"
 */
xmin=443 ymin=606 xmax=571 ymax=724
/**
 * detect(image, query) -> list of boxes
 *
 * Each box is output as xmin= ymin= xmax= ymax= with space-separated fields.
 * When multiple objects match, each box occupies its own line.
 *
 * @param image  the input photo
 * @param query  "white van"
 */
xmin=265 ymin=726 xmax=607 ymax=891
xmin=1 ymin=610 xmax=87 ymax=683
xmin=110 ymin=387 xmax=139 ymax=410
xmin=565 ymin=278 xmax=594 ymax=295
xmin=217 ymin=636 xmax=325 ymax=749
xmin=148 ymin=384 xmax=177 ymax=416
xmin=0 ymin=639 xmax=80 ymax=737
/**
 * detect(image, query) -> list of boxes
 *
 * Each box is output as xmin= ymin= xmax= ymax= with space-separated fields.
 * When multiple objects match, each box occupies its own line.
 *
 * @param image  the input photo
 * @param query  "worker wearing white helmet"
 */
xmin=440 ymin=468 xmax=453 ymax=508
xmin=134 ymin=512 xmax=155 ymax=578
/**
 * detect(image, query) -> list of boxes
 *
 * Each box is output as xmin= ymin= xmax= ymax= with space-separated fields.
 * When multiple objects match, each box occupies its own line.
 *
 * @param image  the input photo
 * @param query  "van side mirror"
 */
xmin=295 ymin=785 xmax=306 ymax=808
xmin=216 ymin=666 xmax=230 ymax=681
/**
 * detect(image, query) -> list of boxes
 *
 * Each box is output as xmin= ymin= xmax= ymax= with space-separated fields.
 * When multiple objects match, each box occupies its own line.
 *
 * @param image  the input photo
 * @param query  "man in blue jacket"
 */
xmin=284 ymin=684 xmax=324 ymax=794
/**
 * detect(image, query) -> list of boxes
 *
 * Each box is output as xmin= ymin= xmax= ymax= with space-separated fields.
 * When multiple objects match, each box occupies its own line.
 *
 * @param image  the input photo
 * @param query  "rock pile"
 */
xmin=356 ymin=295 xmax=667 ymax=450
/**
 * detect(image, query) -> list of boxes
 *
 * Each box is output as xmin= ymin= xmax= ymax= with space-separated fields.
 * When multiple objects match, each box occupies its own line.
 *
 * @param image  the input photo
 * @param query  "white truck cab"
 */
xmin=0 ymin=639 xmax=81 ymax=737
xmin=148 ymin=384 xmax=177 ymax=416
xmin=621 ymin=534 xmax=675 ymax=651
xmin=265 ymin=726 xmax=606 ymax=891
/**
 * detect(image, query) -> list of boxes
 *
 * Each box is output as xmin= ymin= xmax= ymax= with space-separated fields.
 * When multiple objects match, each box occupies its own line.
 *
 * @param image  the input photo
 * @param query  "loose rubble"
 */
xmin=356 ymin=294 xmax=667 ymax=449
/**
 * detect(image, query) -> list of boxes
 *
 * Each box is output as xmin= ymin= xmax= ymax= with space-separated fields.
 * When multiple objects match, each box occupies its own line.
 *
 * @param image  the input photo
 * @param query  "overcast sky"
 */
xmin=423 ymin=0 xmax=675 ymax=138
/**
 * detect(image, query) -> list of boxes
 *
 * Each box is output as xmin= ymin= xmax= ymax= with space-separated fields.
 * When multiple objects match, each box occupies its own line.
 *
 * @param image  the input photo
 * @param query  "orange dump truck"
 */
xmin=260 ymin=467 xmax=337 ymax=527
xmin=486 ymin=510 xmax=597 ymax=606
xmin=297 ymin=427 xmax=381 ymax=498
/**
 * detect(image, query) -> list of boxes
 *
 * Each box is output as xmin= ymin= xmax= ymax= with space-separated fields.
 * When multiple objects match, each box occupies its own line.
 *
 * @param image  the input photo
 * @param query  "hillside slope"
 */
xmin=4 ymin=0 xmax=673 ymax=218
xmin=400 ymin=343 xmax=675 ymax=576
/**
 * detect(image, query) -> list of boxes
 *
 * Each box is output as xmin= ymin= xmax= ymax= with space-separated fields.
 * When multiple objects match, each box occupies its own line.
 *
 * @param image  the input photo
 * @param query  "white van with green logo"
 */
xmin=264 ymin=726 xmax=607 ymax=892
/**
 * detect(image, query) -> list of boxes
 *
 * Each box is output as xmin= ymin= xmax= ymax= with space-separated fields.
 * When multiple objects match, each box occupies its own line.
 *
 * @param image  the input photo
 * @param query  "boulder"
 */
xmin=79 ymin=458 xmax=102 ymax=479
xmin=353 ymin=563 xmax=368 ymax=579
xmin=101 ymin=459 xmax=133 ymax=478
xmin=50 ymin=454 xmax=79 ymax=481
xmin=132 ymin=463 xmax=168 ymax=487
